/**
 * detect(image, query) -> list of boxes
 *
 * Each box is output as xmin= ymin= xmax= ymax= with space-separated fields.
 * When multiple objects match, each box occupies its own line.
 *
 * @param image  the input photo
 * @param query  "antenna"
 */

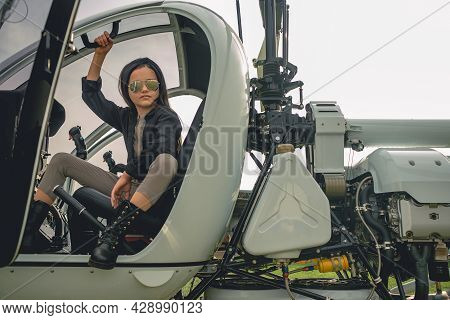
xmin=282 ymin=0 xmax=289 ymax=69
xmin=235 ymin=0 xmax=243 ymax=42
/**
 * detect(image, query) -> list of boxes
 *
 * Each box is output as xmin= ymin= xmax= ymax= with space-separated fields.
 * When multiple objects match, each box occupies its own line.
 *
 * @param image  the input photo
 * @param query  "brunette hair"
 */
xmin=118 ymin=57 xmax=170 ymax=109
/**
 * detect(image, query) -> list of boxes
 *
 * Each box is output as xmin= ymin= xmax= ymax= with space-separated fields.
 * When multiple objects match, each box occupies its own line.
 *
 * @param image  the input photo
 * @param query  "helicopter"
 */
xmin=0 ymin=0 xmax=449 ymax=300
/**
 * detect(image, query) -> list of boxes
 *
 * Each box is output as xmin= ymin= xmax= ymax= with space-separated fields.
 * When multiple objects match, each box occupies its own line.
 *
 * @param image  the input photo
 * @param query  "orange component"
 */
xmin=317 ymin=256 xmax=349 ymax=273
xmin=294 ymin=258 xmax=319 ymax=266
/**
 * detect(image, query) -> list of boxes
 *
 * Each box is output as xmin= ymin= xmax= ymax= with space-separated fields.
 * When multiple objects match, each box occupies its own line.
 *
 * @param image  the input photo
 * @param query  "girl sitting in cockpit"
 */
xmin=22 ymin=31 xmax=182 ymax=270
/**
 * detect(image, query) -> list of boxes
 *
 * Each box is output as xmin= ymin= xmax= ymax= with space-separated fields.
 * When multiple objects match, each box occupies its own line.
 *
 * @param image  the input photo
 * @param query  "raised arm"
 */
xmin=87 ymin=32 xmax=113 ymax=81
xmin=82 ymin=32 xmax=127 ymax=132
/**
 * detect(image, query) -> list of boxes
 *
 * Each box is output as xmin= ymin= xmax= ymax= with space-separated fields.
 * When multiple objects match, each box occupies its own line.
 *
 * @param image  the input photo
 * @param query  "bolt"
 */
xmin=406 ymin=231 xmax=413 ymax=238
xmin=429 ymin=213 xmax=439 ymax=220
xmin=430 ymin=233 xmax=441 ymax=239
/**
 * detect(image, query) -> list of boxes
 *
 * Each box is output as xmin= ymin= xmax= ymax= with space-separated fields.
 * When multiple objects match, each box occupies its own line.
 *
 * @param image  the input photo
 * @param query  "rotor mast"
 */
xmin=249 ymin=0 xmax=309 ymax=152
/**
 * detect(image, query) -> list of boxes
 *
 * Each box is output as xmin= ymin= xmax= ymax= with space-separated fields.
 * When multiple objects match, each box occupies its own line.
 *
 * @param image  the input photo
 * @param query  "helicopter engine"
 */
xmin=344 ymin=148 xmax=450 ymax=293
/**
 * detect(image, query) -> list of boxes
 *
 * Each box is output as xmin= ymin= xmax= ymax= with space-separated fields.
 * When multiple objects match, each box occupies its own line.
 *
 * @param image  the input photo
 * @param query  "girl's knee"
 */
xmin=50 ymin=152 xmax=73 ymax=166
xmin=48 ymin=152 xmax=76 ymax=172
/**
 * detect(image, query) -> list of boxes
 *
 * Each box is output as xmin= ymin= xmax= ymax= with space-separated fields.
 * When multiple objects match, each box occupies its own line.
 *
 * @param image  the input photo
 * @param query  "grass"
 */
xmin=183 ymin=263 xmax=450 ymax=299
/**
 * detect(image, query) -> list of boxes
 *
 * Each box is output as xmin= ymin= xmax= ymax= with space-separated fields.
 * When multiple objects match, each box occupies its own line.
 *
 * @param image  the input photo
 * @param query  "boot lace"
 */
xmin=98 ymin=203 xmax=139 ymax=246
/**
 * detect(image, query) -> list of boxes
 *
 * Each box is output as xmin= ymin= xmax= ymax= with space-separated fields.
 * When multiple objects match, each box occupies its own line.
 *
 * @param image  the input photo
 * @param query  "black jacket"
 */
xmin=81 ymin=77 xmax=182 ymax=181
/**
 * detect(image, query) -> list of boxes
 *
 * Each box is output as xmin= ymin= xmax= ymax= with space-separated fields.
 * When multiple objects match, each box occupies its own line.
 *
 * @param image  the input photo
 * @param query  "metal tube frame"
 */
xmin=330 ymin=213 xmax=392 ymax=300
xmin=186 ymin=145 xmax=329 ymax=300
xmin=393 ymin=269 xmax=407 ymax=300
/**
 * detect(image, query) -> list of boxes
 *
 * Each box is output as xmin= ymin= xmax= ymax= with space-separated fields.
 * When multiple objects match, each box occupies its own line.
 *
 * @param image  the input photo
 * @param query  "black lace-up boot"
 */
xmin=88 ymin=200 xmax=141 ymax=270
xmin=20 ymin=201 xmax=52 ymax=253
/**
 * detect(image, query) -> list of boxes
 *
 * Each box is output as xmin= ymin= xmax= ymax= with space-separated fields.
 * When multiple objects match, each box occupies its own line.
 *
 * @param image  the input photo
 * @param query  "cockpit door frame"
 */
xmin=0 ymin=0 xmax=80 ymax=267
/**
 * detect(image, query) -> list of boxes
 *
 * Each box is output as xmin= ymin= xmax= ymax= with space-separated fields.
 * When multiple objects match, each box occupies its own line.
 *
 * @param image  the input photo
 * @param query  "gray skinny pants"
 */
xmin=38 ymin=152 xmax=178 ymax=205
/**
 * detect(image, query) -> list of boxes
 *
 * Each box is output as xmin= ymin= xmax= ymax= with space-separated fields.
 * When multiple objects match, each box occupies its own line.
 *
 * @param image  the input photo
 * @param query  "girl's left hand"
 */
xmin=111 ymin=174 xmax=132 ymax=208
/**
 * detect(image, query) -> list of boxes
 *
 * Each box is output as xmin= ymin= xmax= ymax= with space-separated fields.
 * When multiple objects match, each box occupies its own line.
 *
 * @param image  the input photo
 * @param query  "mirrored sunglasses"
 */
xmin=128 ymin=79 xmax=160 ymax=93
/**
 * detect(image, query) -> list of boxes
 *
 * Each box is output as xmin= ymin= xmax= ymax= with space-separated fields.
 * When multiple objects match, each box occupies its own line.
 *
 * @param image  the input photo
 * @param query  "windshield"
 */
xmin=0 ymin=0 xmax=52 ymax=72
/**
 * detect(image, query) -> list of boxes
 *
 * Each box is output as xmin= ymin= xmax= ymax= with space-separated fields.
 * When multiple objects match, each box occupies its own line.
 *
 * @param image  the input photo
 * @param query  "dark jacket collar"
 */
xmin=130 ymin=103 xmax=160 ymax=120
